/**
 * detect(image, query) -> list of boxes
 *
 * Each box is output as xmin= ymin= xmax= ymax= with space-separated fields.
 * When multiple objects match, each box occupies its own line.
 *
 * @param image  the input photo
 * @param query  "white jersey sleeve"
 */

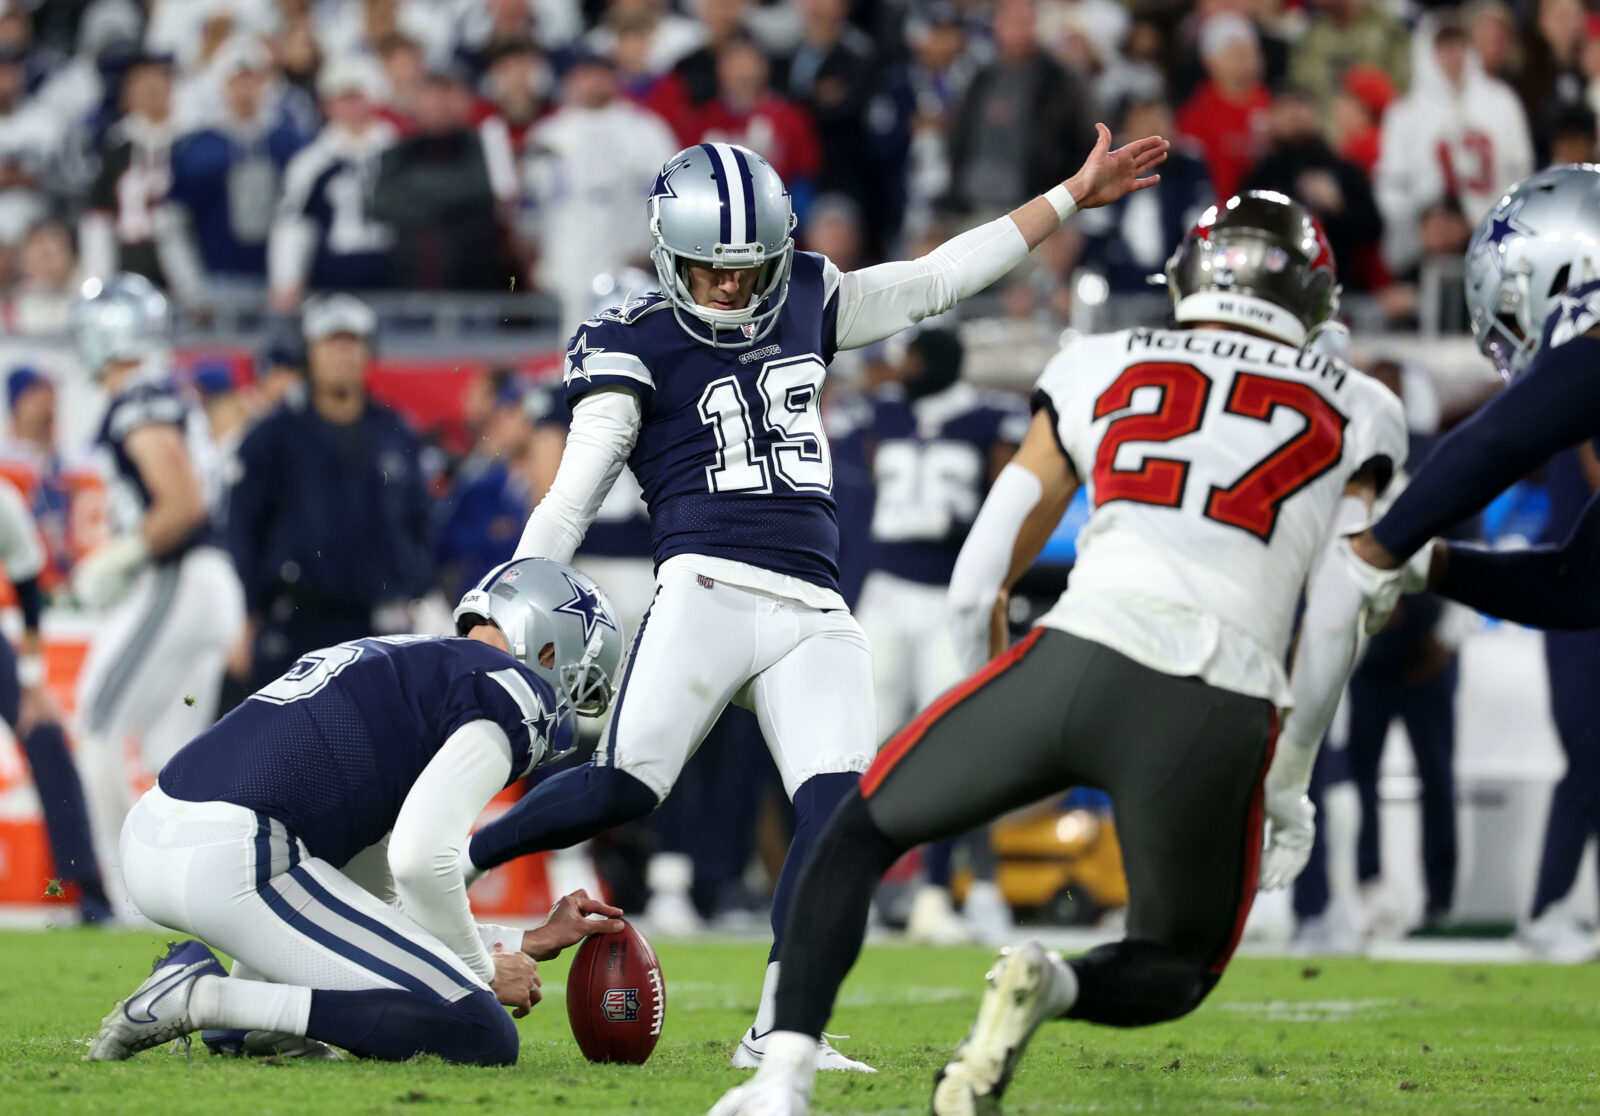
xmin=0 ymin=478 xmax=45 ymax=583
xmin=1033 ymin=327 xmax=1408 ymax=708
xmin=513 ymin=388 xmax=641 ymax=563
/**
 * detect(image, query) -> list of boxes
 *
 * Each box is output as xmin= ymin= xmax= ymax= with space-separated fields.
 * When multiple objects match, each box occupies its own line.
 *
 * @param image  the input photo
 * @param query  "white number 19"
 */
xmin=698 ymin=356 xmax=832 ymax=494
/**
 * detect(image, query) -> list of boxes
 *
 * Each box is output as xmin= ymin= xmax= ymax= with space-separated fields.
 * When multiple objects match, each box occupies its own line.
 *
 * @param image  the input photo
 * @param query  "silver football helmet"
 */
xmin=647 ymin=142 xmax=797 ymax=348
xmin=70 ymin=273 xmax=172 ymax=378
xmin=1466 ymin=164 xmax=1600 ymax=378
xmin=454 ymin=557 xmax=624 ymax=723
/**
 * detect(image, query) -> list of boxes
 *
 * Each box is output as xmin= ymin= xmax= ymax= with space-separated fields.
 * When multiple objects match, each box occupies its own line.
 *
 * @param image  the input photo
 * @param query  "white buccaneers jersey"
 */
xmin=1034 ymin=326 xmax=1407 ymax=707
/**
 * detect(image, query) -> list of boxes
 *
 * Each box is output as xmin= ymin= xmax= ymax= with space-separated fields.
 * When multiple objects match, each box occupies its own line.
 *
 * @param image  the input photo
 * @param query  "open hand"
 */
xmin=1065 ymin=123 xmax=1169 ymax=210
xmin=523 ymin=889 xmax=626 ymax=961
xmin=490 ymin=945 xmax=541 ymax=1018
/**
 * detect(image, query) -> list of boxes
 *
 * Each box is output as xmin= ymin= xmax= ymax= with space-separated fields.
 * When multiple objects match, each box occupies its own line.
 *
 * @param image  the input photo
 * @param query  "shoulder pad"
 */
xmin=583 ymin=293 xmax=669 ymax=329
xmin=1543 ymin=279 xmax=1600 ymax=352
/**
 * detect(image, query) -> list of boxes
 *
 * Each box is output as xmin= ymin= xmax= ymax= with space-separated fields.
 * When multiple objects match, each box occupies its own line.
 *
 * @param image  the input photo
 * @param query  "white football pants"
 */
xmin=597 ymin=561 xmax=877 ymax=802
xmin=75 ymin=546 xmax=246 ymax=901
xmin=854 ymin=570 xmax=964 ymax=742
xmin=121 ymin=786 xmax=486 ymax=999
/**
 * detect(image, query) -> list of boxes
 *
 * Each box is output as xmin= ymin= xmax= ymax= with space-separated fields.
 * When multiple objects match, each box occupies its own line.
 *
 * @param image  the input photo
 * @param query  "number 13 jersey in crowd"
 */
xmin=1033 ymin=326 xmax=1407 ymax=707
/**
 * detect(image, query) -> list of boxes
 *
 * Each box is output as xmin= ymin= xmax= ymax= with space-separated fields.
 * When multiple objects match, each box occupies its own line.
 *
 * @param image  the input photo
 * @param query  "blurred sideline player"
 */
xmin=463 ymin=130 xmax=1169 ymax=1070
xmin=1337 ymin=165 xmax=1600 ymax=948
xmin=68 ymin=274 xmax=245 ymax=905
xmin=710 ymin=193 xmax=1408 ymax=1116
xmin=853 ymin=327 xmax=1028 ymax=945
xmin=0 ymin=474 xmax=109 ymax=922
xmin=87 ymin=558 xmax=625 ymax=1064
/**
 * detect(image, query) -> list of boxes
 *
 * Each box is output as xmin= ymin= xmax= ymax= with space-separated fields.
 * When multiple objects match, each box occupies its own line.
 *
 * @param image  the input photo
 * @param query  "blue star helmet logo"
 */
xmin=565 ymin=331 xmax=603 ymax=383
xmin=554 ymin=572 xmax=616 ymax=643
xmin=1471 ymin=194 xmax=1532 ymax=274
xmin=649 ymin=156 xmax=692 ymax=202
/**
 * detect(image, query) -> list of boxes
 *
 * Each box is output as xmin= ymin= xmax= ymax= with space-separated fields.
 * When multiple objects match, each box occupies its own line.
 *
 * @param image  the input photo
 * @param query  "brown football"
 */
xmin=564 ymin=921 xmax=665 ymax=1064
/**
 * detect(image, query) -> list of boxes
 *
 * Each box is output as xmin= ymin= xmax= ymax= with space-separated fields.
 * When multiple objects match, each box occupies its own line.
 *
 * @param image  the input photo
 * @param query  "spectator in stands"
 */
xmin=1175 ymin=13 xmax=1271 ymax=203
xmin=267 ymin=56 xmax=397 ymax=311
xmin=371 ymin=65 xmax=512 ymax=291
xmin=1078 ymin=97 xmax=1212 ymax=295
xmin=227 ymin=293 xmax=434 ymax=690
xmin=80 ymin=51 xmax=177 ymax=286
xmin=271 ymin=13 xmax=323 ymax=98
xmin=900 ymin=3 xmax=977 ymax=238
xmin=945 ymin=0 xmax=1094 ymax=219
xmin=375 ymin=32 xmax=427 ymax=132
xmin=1375 ymin=13 xmax=1532 ymax=278
xmin=157 ymin=37 xmax=314 ymax=311
xmin=472 ymin=37 xmax=550 ymax=159
xmin=1468 ymin=0 xmax=1518 ymax=83
xmin=587 ymin=0 xmax=706 ymax=77
xmin=1331 ymin=63 xmax=1394 ymax=177
xmin=1549 ymin=102 xmax=1598 ymax=164
xmin=522 ymin=51 xmax=676 ymax=335
xmin=1242 ymin=87 xmax=1384 ymax=291
xmin=1288 ymin=0 xmax=1410 ymax=114
xmin=0 ymin=47 xmax=63 ymax=219
xmin=803 ymin=192 xmax=863 ymax=271
xmin=456 ymin=0 xmax=584 ymax=61
xmin=9 ymin=220 xmax=78 ymax=335
xmin=687 ymin=35 xmax=820 ymax=190
xmin=435 ymin=377 xmax=533 ymax=601
xmin=1517 ymin=0 xmax=1589 ymax=164
xmin=646 ymin=0 xmax=749 ymax=138
xmin=781 ymin=0 xmax=880 ymax=229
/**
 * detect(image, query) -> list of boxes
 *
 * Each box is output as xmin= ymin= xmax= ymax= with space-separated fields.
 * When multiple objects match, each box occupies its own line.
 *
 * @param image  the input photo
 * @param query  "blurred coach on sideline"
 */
xmin=227 ymin=294 xmax=433 ymax=688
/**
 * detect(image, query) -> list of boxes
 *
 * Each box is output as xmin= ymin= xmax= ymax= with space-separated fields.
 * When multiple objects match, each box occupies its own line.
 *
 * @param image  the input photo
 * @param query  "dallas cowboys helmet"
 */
xmin=1465 ymin=164 xmax=1600 ymax=378
xmin=1165 ymin=191 xmax=1340 ymax=348
xmin=70 ymin=273 xmax=172 ymax=378
xmin=454 ymin=557 xmax=624 ymax=724
xmin=647 ymin=142 xmax=797 ymax=348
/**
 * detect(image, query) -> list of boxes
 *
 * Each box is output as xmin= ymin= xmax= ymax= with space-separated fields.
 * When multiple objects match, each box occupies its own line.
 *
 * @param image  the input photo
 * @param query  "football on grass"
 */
xmin=565 ymin=921 xmax=665 ymax=1064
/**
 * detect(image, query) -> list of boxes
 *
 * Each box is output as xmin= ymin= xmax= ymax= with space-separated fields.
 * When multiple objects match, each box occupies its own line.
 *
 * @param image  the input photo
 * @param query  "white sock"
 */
xmin=760 ymin=1030 xmax=819 ymax=1094
xmin=188 ymin=975 xmax=313 ymax=1036
xmin=1043 ymin=952 xmax=1079 ymax=1018
xmin=750 ymin=960 xmax=780 ymax=1036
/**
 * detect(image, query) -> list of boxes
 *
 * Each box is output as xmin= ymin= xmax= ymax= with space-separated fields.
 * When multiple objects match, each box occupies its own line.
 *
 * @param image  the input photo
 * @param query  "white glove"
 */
xmin=1259 ymin=774 xmax=1316 ymax=891
xmin=1336 ymin=534 xmax=1407 ymax=635
xmin=72 ymin=534 xmax=151 ymax=608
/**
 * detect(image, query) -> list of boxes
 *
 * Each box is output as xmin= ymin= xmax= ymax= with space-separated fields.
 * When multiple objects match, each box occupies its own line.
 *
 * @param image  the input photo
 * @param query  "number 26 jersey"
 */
xmin=1033 ymin=326 xmax=1408 ymax=707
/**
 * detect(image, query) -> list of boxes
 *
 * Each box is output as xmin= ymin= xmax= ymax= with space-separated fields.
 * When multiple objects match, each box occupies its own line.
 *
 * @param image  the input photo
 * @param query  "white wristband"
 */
xmin=16 ymin=653 xmax=42 ymax=688
xmin=1044 ymin=184 xmax=1079 ymax=223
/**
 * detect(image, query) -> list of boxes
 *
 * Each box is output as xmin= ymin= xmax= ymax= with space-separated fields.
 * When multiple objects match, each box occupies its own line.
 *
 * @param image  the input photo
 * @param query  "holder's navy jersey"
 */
xmin=562 ymin=251 xmax=844 ymax=590
xmin=96 ymin=378 xmax=224 ymax=557
xmin=867 ymin=382 xmax=1029 ymax=586
xmin=160 ymin=636 xmax=562 ymax=867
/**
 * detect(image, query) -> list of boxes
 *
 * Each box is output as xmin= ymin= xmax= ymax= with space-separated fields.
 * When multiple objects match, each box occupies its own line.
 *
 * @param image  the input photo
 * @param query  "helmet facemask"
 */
xmin=649 ymin=202 xmax=796 ymax=349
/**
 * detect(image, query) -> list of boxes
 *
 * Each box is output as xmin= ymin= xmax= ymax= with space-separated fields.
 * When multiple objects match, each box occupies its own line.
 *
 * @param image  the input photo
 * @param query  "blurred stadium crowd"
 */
xmin=2 ymin=0 xmax=1600 ymax=959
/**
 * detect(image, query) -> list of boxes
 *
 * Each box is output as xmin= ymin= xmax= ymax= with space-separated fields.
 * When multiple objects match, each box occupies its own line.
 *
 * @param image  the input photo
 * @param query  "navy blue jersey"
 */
xmin=866 ymin=382 xmax=1029 ymax=585
xmin=535 ymin=384 xmax=653 ymax=560
xmin=95 ymin=377 xmax=223 ymax=556
xmin=277 ymin=130 xmax=394 ymax=292
xmin=169 ymin=117 xmax=311 ymax=279
xmin=159 ymin=636 xmax=562 ymax=867
xmin=563 ymin=251 xmax=843 ymax=588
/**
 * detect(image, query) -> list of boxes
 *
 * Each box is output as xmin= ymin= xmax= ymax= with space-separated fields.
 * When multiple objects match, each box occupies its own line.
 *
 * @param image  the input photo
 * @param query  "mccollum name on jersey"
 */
xmin=1126 ymin=326 xmax=1349 ymax=389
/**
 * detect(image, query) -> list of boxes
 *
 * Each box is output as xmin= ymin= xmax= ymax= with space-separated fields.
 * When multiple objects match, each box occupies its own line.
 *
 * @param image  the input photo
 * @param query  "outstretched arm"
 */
xmin=513 ymin=388 xmax=640 ymax=562
xmin=832 ymin=124 xmax=1168 ymax=352
xmin=946 ymin=409 xmax=1078 ymax=672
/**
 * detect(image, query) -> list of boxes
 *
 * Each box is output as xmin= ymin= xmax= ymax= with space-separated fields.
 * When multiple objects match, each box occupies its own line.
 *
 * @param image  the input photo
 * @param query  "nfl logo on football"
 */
xmin=602 ymin=988 xmax=641 ymax=1022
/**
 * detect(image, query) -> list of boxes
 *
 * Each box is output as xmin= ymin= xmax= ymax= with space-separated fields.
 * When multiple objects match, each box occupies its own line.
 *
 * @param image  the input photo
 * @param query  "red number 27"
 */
xmin=1091 ymin=361 xmax=1347 ymax=542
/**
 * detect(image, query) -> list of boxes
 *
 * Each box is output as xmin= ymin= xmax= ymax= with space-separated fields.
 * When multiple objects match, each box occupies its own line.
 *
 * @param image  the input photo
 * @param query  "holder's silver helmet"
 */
xmin=647 ymin=142 xmax=797 ymax=348
xmin=1466 ymin=164 xmax=1600 ymax=378
xmin=454 ymin=557 xmax=624 ymax=724
xmin=1165 ymin=191 xmax=1340 ymax=348
xmin=70 ymin=273 xmax=172 ymax=378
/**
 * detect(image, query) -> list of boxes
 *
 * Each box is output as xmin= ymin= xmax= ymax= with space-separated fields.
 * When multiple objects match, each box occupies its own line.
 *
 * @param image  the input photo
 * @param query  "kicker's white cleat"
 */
xmin=931 ymin=943 xmax=1055 ymax=1116
xmin=707 ymin=1071 xmax=813 ymax=1116
xmin=733 ymin=1027 xmax=876 ymax=1072
xmin=87 ymin=940 xmax=226 ymax=1061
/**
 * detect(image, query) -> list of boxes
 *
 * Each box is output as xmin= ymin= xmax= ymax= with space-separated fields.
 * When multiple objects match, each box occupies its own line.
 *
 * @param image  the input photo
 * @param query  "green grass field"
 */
xmin=3 ymin=929 xmax=1598 ymax=1114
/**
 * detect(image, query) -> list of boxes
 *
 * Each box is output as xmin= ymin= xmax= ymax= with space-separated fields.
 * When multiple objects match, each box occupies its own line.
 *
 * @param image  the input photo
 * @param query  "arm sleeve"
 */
xmin=388 ymin=719 xmax=515 ymax=985
xmin=946 ymin=463 xmax=1042 ymax=674
xmin=512 ymin=388 xmax=640 ymax=563
xmin=1371 ymin=336 xmax=1600 ymax=559
xmin=1434 ymin=488 xmax=1600 ymax=628
xmin=152 ymin=202 xmax=209 ymax=306
xmin=831 ymin=214 xmax=1031 ymax=351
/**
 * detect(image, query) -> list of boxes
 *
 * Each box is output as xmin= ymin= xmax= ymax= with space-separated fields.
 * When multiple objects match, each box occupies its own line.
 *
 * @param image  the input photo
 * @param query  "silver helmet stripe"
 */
xmin=707 ymin=142 xmax=747 ymax=244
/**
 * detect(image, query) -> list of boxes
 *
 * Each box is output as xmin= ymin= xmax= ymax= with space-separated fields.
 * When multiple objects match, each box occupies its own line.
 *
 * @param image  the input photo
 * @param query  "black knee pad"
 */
xmin=1065 ymin=940 xmax=1220 ymax=1028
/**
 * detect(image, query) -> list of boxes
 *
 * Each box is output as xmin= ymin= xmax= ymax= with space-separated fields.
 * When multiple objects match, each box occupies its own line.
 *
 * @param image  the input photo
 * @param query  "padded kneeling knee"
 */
xmin=1065 ymin=940 xmax=1219 ymax=1027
